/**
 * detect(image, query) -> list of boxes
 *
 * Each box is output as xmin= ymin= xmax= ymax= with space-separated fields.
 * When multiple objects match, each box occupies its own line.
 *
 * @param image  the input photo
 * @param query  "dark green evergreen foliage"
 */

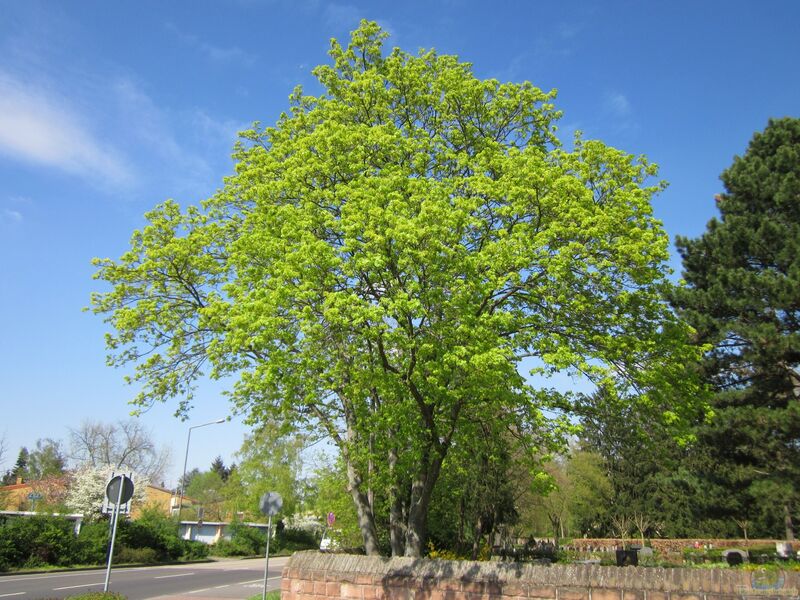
xmin=671 ymin=117 xmax=800 ymax=539
xmin=576 ymin=388 xmax=711 ymax=537
xmin=210 ymin=456 xmax=232 ymax=482
xmin=2 ymin=447 xmax=29 ymax=484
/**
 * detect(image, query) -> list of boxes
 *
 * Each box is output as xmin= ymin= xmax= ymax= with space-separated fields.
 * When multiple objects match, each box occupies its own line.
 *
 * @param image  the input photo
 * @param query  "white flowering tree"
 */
xmin=66 ymin=465 xmax=149 ymax=519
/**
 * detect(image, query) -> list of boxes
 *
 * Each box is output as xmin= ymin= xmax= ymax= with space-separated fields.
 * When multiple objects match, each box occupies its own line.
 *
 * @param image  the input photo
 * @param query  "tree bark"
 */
xmin=785 ymin=503 xmax=795 ymax=541
xmin=345 ymin=458 xmax=381 ymax=555
xmin=388 ymin=446 xmax=405 ymax=557
xmin=403 ymin=449 xmax=445 ymax=557
xmin=471 ymin=515 xmax=483 ymax=560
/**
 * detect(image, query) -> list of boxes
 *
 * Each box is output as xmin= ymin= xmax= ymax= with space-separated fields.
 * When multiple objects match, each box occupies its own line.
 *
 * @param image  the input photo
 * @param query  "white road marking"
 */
xmin=213 ymin=584 xmax=230 ymax=589
xmin=0 ymin=593 xmax=26 ymax=598
xmin=154 ymin=572 xmax=195 ymax=579
xmin=187 ymin=587 xmax=213 ymax=594
xmin=1 ymin=567 xmax=144 ymax=583
xmin=53 ymin=583 xmax=103 ymax=590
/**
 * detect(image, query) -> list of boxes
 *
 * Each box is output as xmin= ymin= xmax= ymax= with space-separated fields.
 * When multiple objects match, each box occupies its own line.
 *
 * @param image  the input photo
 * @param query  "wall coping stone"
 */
xmin=284 ymin=551 xmax=800 ymax=596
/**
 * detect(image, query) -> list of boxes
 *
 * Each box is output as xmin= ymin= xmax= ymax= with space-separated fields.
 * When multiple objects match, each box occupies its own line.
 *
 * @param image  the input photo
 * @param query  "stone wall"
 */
xmin=281 ymin=551 xmax=800 ymax=600
xmin=563 ymin=539 xmax=786 ymax=554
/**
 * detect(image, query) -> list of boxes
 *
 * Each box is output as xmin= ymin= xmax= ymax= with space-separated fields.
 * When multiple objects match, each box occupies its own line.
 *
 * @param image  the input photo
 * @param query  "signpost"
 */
xmin=27 ymin=492 xmax=43 ymax=511
xmin=259 ymin=492 xmax=282 ymax=600
xmin=320 ymin=512 xmax=335 ymax=551
xmin=103 ymin=473 xmax=134 ymax=592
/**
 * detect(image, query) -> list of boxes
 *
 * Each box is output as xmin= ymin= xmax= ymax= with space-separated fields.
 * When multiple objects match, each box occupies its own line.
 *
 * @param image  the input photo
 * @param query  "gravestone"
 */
xmin=724 ymin=549 xmax=746 ymax=566
xmin=776 ymin=542 xmax=794 ymax=559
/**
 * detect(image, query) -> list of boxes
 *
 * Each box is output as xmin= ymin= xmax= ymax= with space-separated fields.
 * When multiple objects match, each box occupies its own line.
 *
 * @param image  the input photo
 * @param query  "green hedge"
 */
xmin=0 ymin=511 xmax=207 ymax=571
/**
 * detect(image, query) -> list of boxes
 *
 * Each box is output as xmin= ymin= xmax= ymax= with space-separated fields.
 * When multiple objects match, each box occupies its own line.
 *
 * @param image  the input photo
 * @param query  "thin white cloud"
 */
xmin=112 ymin=78 xmax=233 ymax=197
xmin=2 ymin=208 xmax=23 ymax=223
xmin=604 ymin=91 xmax=631 ymax=117
xmin=191 ymin=110 xmax=249 ymax=148
xmin=165 ymin=23 xmax=256 ymax=67
xmin=0 ymin=72 xmax=132 ymax=187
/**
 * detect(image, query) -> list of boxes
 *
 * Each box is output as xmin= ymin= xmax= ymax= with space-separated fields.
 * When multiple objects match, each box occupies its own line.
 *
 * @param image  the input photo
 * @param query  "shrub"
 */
xmin=114 ymin=546 xmax=159 ymax=564
xmin=276 ymin=527 xmax=319 ymax=551
xmin=181 ymin=539 xmax=210 ymax=560
xmin=210 ymin=521 xmax=265 ymax=556
xmin=0 ymin=515 xmax=80 ymax=569
xmin=76 ymin=521 xmax=110 ymax=565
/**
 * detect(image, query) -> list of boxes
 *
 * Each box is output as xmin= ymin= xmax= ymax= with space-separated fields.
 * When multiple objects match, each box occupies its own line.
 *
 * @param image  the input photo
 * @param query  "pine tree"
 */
xmin=2 ymin=447 xmax=30 ymax=485
xmin=210 ymin=456 xmax=230 ymax=482
xmin=671 ymin=118 xmax=800 ymax=539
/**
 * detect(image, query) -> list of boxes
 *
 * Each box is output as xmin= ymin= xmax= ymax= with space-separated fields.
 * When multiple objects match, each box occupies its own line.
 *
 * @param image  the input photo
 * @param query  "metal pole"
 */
xmin=177 ymin=427 xmax=193 ymax=521
xmin=104 ymin=477 xmax=126 ymax=592
xmin=177 ymin=419 xmax=225 ymax=522
xmin=262 ymin=515 xmax=272 ymax=600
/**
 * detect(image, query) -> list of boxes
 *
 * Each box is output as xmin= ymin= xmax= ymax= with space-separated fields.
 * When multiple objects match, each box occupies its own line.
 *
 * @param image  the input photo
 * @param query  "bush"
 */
xmin=210 ymin=521 xmax=266 ymax=556
xmin=117 ymin=509 xmax=184 ymax=561
xmin=276 ymin=527 xmax=319 ymax=551
xmin=180 ymin=539 xmax=210 ymax=560
xmin=76 ymin=521 xmax=110 ymax=565
xmin=114 ymin=546 xmax=159 ymax=564
xmin=0 ymin=515 xmax=80 ymax=569
xmin=66 ymin=593 xmax=126 ymax=600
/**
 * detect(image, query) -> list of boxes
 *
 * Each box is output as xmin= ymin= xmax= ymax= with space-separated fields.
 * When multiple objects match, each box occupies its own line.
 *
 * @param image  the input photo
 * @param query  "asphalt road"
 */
xmin=0 ymin=556 xmax=290 ymax=600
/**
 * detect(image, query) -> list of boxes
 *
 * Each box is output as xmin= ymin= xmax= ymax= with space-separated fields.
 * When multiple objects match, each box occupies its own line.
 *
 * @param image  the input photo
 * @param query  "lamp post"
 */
xmin=177 ymin=418 xmax=225 ymax=521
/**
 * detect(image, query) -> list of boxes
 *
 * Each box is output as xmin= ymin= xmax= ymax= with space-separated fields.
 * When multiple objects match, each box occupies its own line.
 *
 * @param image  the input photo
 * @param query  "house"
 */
xmin=0 ymin=476 xmax=192 ymax=518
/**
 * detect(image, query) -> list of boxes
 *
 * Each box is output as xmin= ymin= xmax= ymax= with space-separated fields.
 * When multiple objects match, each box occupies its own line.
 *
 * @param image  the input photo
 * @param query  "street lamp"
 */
xmin=177 ymin=418 xmax=225 ymax=521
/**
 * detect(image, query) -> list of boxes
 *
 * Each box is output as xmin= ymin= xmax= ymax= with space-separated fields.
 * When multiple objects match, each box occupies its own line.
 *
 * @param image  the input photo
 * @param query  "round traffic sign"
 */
xmin=105 ymin=474 xmax=135 ymax=505
xmin=259 ymin=492 xmax=283 ymax=516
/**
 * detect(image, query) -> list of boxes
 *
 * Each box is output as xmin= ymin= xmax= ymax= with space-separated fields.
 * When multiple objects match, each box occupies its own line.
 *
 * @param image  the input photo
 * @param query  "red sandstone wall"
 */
xmin=281 ymin=551 xmax=800 ymax=600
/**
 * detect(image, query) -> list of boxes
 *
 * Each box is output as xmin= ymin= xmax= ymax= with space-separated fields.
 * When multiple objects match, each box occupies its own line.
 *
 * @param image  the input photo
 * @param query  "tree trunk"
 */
xmin=405 ymin=476 xmax=429 ymax=557
xmin=785 ymin=503 xmax=795 ymax=541
xmin=458 ymin=496 xmax=465 ymax=550
xmin=404 ymin=450 xmax=445 ymax=557
xmin=549 ymin=514 xmax=561 ymax=548
xmin=388 ymin=446 xmax=405 ymax=557
xmin=471 ymin=516 xmax=483 ymax=560
xmin=345 ymin=458 xmax=381 ymax=555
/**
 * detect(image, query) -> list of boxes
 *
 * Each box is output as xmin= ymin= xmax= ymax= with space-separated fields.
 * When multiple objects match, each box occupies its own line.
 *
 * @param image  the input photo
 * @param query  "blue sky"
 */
xmin=1 ymin=0 xmax=798 ymax=488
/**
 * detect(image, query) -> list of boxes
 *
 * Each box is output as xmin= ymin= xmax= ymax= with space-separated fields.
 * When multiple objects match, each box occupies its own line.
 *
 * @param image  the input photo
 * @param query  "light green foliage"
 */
xmin=522 ymin=450 xmax=612 ymax=542
xmin=185 ymin=470 xmax=226 ymax=520
xmin=223 ymin=422 xmax=305 ymax=520
xmin=308 ymin=454 xmax=363 ymax=550
xmin=25 ymin=438 xmax=67 ymax=480
xmin=92 ymin=22 xmax=705 ymax=555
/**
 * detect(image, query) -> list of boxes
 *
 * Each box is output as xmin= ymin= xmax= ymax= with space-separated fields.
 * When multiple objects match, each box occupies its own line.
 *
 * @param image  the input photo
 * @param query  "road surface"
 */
xmin=0 ymin=556 xmax=290 ymax=600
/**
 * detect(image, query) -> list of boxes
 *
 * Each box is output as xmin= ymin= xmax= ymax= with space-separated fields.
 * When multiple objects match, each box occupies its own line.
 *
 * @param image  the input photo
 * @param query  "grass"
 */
xmin=247 ymin=591 xmax=281 ymax=600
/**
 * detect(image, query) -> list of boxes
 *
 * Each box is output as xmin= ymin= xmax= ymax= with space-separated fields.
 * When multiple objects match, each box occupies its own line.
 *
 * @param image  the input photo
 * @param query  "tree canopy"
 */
xmin=671 ymin=117 xmax=800 ymax=539
xmin=92 ymin=21 xmax=706 ymax=556
xmin=69 ymin=419 xmax=171 ymax=482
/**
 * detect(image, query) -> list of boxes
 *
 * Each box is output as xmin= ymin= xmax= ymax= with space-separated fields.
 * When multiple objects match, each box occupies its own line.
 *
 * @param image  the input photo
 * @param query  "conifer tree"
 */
xmin=672 ymin=118 xmax=800 ymax=539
